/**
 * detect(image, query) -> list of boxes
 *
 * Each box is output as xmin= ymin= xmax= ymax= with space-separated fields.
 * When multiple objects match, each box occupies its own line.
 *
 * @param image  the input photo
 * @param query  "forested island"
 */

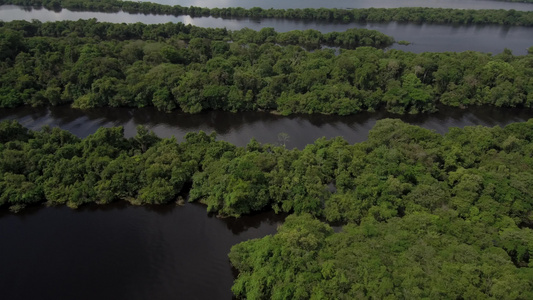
xmin=1 ymin=119 xmax=532 ymax=298
xmin=1 ymin=19 xmax=532 ymax=115
xmin=2 ymin=0 xmax=533 ymax=26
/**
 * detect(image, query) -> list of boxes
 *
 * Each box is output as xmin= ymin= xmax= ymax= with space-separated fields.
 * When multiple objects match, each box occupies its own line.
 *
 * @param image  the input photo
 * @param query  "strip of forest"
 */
xmin=2 ymin=0 xmax=533 ymax=26
xmin=1 ymin=118 xmax=532 ymax=220
xmin=1 ymin=117 xmax=532 ymax=220
xmin=1 ymin=118 xmax=532 ymax=298
xmin=0 ymin=20 xmax=532 ymax=115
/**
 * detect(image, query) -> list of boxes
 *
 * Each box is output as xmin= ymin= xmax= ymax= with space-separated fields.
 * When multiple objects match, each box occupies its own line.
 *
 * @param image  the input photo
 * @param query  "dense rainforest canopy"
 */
xmin=2 ymin=118 xmax=533 ymax=298
xmin=228 ymin=118 xmax=533 ymax=299
xmin=0 ymin=20 xmax=532 ymax=115
xmin=2 ymin=0 xmax=533 ymax=26
xmin=230 ymin=212 xmax=532 ymax=299
xmin=1 ymin=118 xmax=532 ymax=221
xmin=1 ymin=2 xmax=533 ymax=298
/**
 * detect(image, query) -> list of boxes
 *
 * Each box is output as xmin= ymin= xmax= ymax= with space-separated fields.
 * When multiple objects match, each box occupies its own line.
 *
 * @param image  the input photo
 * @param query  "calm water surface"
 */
xmin=0 ymin=203 xmax=285 ymax=300
xmin=139 ymin=0 xmax=533 ymax=11
xmin=1 ymin=5 xmax=532 ymax=54
xmin=1 ymin=106 xmax=532 ymax=148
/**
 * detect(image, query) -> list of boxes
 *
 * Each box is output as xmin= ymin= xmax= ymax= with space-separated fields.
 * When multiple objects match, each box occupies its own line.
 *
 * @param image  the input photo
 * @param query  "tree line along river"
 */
xmin=1 ymin=5 xmax=533 ymax=54
xmin=138 ymin=0 xmax=533 ymax=11
xmin=1 ymin=1 xmax=533 ymax=299
xmin=1 ymin=106 xmax=532 ymax=148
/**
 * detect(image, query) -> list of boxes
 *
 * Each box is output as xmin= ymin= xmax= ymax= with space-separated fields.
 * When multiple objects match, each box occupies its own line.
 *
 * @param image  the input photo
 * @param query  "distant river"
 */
xmin=139 ymin=0 xmax=533 ymax=11
xmin=1 ymin=5 xmax=533 ymax=54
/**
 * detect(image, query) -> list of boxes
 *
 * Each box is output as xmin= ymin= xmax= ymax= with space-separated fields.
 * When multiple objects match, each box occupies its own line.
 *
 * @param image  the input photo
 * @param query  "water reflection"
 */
xmin=2 ymin=106 xmax=532 ymax=149
xmin=139 ymin=0 xmax=533 ymax=11
xmin=0 ymin=201 xmax=283 ymax=300
xmin=219 ymin=210 xmax=286 ymax=235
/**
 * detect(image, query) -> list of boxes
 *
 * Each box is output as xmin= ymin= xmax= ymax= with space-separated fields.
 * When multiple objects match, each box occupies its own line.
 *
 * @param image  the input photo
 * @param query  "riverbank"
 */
xmin=1 ymin=118 xmax=532 ymax=218
xmin=1 ymin=105 xmax=532 ymax=148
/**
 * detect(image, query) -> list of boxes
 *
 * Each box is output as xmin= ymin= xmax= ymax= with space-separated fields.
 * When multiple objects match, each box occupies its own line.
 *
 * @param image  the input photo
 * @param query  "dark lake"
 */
xmin=1 ymin=5 xmax=533 ymax=54
xmin=0 ymin=202 xmax=285 ymax=300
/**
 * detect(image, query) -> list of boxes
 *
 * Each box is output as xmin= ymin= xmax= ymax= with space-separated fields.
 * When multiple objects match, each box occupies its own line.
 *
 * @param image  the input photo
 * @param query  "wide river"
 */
xmin=1 ymin=5 xmax=533 ymax=54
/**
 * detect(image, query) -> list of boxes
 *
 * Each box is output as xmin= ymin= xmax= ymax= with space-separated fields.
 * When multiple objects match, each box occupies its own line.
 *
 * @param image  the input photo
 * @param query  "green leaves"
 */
xmin=190 ymin=151 xmax=274 ymax=217
xmin=2 ymin=118 xmax=533 ymax=225
xmin=231 ymin=211 xmax=533 ymax=299
xmin=229 ymin=214 xmax=332 ymax=299
xmin=1 ymin=19 xmax=532 ymax=114
xmin=1 ymin=118 xmax=533 ymax=297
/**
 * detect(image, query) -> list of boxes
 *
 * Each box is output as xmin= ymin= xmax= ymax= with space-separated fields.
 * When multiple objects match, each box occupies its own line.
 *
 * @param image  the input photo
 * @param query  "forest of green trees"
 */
xmin=2 ymin=0 xmax=533 ymax=26
xmin=1 ymin=1 xmax=533 ymax=298
xmin=1 ymin=119 xmax=532 ymax=298
xmin=1 ymin=118 xmax=532 ymax=221
xmin=230 ymin=212 xmax=532 ymax=299
xmin=228 ymin=118 xmax=533 ymax=299
xmin=1 ymin=19 xmax=532 ymax=115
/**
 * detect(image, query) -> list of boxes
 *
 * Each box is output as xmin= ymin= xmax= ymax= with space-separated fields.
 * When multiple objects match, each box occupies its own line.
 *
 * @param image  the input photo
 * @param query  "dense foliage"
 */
xmin=3 ymin=1 xmax=533 ymax=298
xmin=3 ymin=118 xmax=533 ymax=297
xmin=1 ymin=20 xmax=532 ymax=115
xmin=1 ymin=118 xmax=533 ymax=221
xmin=0 ymin=19 xmax=400 ymax=114
xmin=228 ymin=118 xmax=533 ymax=299
xmin=3 ymin=0 xmax=533 ymax=26
xmin=230 ymin=213 xmax=533 ymax=299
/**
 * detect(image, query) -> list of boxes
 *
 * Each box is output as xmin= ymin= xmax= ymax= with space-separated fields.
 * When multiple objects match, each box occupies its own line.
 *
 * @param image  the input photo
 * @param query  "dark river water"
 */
xmin=1 ymin=5 xmax=533 ymax=54
xmin=0 ymin=202 xmax=285 ymax=300
xmin=139 ymin=0 xmax=533 ymax=11
xmin=1 ymin=106 xmax=532 ymax=148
